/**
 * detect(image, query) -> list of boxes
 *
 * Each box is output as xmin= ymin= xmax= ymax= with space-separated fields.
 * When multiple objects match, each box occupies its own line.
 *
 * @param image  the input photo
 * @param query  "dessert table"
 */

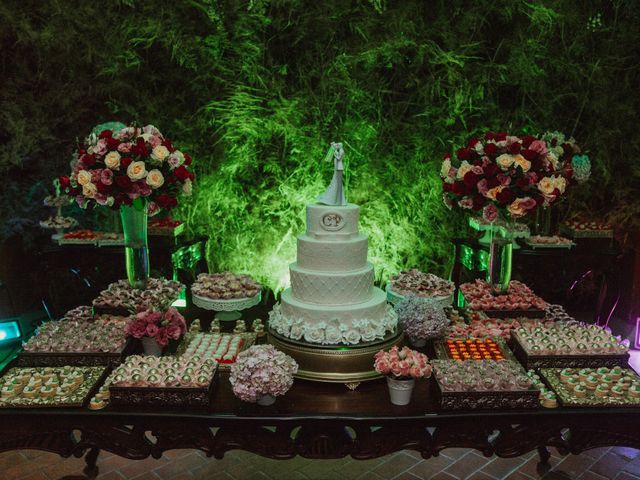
xmin=1 ymin=372 xmax=640 ymax=479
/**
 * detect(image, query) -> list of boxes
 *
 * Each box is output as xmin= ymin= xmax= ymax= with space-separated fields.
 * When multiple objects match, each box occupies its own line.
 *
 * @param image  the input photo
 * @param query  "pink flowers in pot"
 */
xmin=229 ymin=345 xmax=298 ymax=403
xmin=124 ymin=307 xmax=187 ymax=347
xmin=374 ymin=346 xmax=432 ymax=379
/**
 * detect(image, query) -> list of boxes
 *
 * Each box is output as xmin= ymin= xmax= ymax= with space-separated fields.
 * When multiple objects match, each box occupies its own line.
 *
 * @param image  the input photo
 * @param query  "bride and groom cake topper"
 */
xmin=318 ymin=142 xmax=347 ymax=207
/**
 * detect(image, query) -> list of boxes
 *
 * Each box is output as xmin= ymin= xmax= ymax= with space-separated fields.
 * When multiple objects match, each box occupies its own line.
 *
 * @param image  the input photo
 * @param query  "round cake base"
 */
xmin=268 ymin=329 xmax=404 ymax=383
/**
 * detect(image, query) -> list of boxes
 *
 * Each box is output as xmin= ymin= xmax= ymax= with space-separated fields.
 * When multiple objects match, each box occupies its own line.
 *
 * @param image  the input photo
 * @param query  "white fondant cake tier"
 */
xmin=270 ymin=290 xmax=397 ymax=345
xmin=290 ymin=262 xmax=374 ymax=305
xmin=280 ymin=287 xmax=388 ymax=324
xmin=296 ymin=233 xmax=368 ymax=271
xmin=306 ymin=203 xmax=360 ymax=239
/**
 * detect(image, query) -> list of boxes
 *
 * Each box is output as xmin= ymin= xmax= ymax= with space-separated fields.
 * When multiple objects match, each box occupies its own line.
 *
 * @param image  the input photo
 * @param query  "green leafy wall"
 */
xmin=1 ymin=0 xmax=639 ymax=291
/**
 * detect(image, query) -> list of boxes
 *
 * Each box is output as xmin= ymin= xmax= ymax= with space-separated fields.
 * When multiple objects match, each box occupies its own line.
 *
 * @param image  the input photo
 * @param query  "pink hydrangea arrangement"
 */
xmin=124 ymin=307 xmax=187 ymax=347
xmin=374 ymin=346 xmax=432 ymax=380
xmin=229 ymin=345 xmax=298 ymax=403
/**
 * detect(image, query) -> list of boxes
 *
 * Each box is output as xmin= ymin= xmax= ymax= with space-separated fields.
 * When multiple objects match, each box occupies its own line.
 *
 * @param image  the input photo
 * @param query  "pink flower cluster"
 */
xmin=374 ymin=346 xmax=432 ymax=380
xmin=124 ymin=307 xmax=186 ymax=347
xmin=229 ymin=345 xmax=298 ymax=403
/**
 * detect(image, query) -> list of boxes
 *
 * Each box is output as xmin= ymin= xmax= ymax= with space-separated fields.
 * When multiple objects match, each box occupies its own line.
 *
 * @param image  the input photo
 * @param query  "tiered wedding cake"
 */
xmin=269 ymin=144 xmax=397 ymax=346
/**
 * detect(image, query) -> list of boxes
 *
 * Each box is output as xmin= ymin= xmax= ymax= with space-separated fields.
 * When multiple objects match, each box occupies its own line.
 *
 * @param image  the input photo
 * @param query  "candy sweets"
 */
xmin=432 ymin=360 xmax=534 ymax=393
xmin=181 ymin=333 xmax=250 ymax=364
xmin=191 ymin=272 xmax=262 ymax=300
xmin=388 ymin=269 xmax=454 ymax=298
xmin=443 ymin=338 xmax=506 ymax=361
xmin=540 ymin=367 xmax=640 ymax=406
xmin=460 ymin=279 xmax=547 ymax=311
xmin=513 ymin=323 xmax=629 ymax=356
xmin=0 ymin=366 xmax=105 ymax=407
xmin=110 ymin=355 xmax=217 ymax=389
xmin=93 ymin=278 xmax=184 ymax=311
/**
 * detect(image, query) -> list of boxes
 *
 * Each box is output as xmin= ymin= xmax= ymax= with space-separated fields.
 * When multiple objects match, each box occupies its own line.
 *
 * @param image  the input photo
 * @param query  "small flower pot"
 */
xmin=256 ymin=394 xmax=276 ymax=406
xmin=386 ymin=376 xmax=415 ymax=406
xmin=141 ymin=337 xmax=162 ymax=356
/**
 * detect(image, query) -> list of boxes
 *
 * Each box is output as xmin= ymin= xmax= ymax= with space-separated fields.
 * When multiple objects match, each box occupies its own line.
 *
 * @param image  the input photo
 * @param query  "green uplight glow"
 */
xmin=172 ymin=289 xmax=187 ymax=308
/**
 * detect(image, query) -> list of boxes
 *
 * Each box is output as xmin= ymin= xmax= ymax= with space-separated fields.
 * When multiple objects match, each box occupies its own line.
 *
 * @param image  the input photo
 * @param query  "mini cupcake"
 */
xmin=610 ymin=385 xmax=625 ymax=397
xmin=610 ymin=367 xmax=623 ymax=381
xmin=585 ymin=375 xmax=599 ymax=389
xmin=578 ymin=369 xmax=591 ymax=381
xmin=541 ymin=392 xmax=558 ymax=408
xmin=629 ymin=385 xmax=640 ymax=398
xmin=89 ymin=398 xmax=106 ymax=410
xmin=601 ymin=374 xmax=614 ymax=384
xmin=616 ymin=381 xmax=630 ymax=392
xmin=560 ymin=369 xmax=574 ymax=383
xmin=1 ymin=385 xmax=17 ymax=399
xmin=595 ymin=384 xmax=609 ymax=398
xmin=566 ymin=377 xmax=580 ymax=388
xmin=574 ymin=384 xmax=587 ymax=397
xmin=596 ymin=367 xmax=609 ymax=376
xmin=40 ymin=385 xmax=56 ymax=398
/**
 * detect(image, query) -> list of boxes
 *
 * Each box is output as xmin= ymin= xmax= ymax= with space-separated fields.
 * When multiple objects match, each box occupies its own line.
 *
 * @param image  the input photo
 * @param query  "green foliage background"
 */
xmin=1 ymin=0 xmax=639 ymax=291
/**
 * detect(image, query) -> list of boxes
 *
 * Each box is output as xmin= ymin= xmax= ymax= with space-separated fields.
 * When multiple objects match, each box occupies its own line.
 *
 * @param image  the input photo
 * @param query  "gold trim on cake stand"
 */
xmin=268 ymin=329 xmax=404 ymax=384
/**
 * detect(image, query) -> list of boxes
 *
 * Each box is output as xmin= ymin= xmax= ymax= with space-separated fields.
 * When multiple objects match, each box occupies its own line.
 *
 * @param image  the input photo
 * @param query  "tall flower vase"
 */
xmin=386 ymin=376 xmax=415 ymax=406
xmin=534 ymin=207 xmax=553 ymax=236
xmin=487 ymin=236 xmax=512 ymax=295
xmin=120 ymin=198 xmax=150 ymax=289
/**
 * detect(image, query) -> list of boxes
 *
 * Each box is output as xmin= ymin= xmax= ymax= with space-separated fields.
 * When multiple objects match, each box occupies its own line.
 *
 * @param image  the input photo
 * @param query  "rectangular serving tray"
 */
xmin=109 ymin=367 xmax=217 ymax=409
xmin=176 ymin=332 xmax=256 ymax=370
xmin=15 ymin=338 xmax=137 ymax=368
xmin=539 ymin=368 xmax=640 ymax=408
xmin=433 ymin=373 xmax=540 ymax=410
xmin=434 ymin=337 xmax=517 ymax=362
xmin=148 ymin=222 xmax=185 ymax=237
xmin=510 ymin=332 xmax=630 ymax=370
xmin=0 ymin=365 xmax=109 ymax=409
xmin=560 ymin=225 xmax=614 ymax=239
xmin=460 ymin=293 xmax=546 ymax=319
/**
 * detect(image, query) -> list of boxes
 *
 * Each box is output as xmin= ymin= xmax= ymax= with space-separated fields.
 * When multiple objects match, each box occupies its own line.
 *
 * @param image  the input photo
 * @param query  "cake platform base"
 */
xmin=268 ymin=329 xmax=404 ymax=383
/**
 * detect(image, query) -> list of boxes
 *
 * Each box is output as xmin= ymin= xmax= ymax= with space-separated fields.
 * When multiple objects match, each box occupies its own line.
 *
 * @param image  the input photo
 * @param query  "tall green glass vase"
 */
xmin=120 ymin=198 xmax=149 ymax=289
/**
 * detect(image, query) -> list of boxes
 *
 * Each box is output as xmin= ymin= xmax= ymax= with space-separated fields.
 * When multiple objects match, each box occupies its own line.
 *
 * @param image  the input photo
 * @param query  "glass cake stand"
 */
xmin=191 ymin=292 xmax=262 ymax=321
xmin=385 ymin=283 xmax=453 ymax=308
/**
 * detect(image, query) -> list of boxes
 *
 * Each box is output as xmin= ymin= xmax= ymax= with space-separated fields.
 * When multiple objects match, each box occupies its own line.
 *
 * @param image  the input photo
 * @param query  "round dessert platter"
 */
xmin=192 ymin=291 xmax=261 ymax=321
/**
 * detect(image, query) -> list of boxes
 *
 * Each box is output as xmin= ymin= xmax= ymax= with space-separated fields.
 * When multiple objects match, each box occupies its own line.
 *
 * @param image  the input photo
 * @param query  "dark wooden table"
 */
xmin=2 ymin=372 xmax=639 ymax=478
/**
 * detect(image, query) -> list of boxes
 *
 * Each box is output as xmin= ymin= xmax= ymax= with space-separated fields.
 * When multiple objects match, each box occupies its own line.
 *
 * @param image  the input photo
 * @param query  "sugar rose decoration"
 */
xmin=59 ymin=124 xmax=194 ymax=213
xmin=229 ymin=345 xmax=298 ymax=403
xmin=441 ymin=132 xmax=582 ymax=221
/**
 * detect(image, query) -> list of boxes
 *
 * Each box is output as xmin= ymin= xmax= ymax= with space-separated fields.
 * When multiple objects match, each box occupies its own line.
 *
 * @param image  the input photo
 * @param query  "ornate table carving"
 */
xmin=1 ymin=374 xmax=639 ymax=477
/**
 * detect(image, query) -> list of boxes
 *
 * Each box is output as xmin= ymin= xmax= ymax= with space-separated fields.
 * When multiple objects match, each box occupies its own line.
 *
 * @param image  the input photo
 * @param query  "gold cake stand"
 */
xmin=268 ymin=329 xmax=404 ymax=385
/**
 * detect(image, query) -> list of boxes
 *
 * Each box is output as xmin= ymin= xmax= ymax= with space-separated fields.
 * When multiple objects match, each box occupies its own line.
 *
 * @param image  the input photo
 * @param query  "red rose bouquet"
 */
xmin=441 ymin=132 xmax=576 ymax=222
xmin=59 ymin=124 xmax=194 ymax=213
xmin=124 ymin=307 xmax=187 ymax=347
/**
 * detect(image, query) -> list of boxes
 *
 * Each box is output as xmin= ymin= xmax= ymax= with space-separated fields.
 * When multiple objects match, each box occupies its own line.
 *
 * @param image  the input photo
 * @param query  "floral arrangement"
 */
xmin=539 ymin=131 xmax=590 ymax=184
xmin=229 ymin=345 xmax=298 ymax=403
xmin=374 ymin=346 xmax=432 ymax=379
xmin=58 ymin=124 xmax=194 ymax=213
xmin=395 ymin=297 xmax=449 ymax=342
xmin=441 ymin=132 xmax=580 ymax=222
xmin=124 ymin=307 xmax=187 ymax=347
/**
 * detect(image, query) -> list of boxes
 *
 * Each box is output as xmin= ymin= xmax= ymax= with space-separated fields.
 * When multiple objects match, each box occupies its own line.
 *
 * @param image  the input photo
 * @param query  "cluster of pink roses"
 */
xmin=374 ymin=346 xmax=432 ymax=379
xmin=59 ymin=124 xmax=194 ymax=213
xmin=124 ymin=307 xmax=187 ymax=347
xmin=441 ymin=132 xmax=579 ymax=222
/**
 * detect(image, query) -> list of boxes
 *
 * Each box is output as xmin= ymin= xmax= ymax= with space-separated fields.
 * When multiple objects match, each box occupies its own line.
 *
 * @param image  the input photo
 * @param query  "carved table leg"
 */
xmin=83 ymin=448 xmax=100 ymax=479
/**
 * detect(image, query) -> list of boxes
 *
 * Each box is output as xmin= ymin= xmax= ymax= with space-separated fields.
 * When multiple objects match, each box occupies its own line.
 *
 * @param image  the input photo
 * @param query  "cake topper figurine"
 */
xmin=318 ymin=142 xmax=347 ymax=206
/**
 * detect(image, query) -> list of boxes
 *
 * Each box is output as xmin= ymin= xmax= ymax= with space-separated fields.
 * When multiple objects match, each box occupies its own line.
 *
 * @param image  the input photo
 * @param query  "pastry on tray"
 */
xmin=191 ymin=272 xmax=262 ymax=300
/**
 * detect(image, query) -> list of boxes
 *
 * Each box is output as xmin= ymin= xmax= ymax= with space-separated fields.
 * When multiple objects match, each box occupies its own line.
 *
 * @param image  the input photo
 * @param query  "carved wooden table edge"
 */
xmin=1 ymin=410 xmax=640 ymax=476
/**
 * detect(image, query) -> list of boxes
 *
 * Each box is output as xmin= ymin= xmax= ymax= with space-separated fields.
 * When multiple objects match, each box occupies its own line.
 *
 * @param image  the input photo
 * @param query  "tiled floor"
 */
xmin=1 ymin=446 xmax=639 ymax=480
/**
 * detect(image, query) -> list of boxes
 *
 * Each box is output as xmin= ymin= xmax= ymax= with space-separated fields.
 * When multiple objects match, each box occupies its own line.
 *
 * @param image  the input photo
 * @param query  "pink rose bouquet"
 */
xmin=374 ymin=346 xmax=432 ymax=380
xmin=229 ymin=345 xmax=298 ymax=403
xmin=58 ymin=124 xmax=194 ymax=213
xmin=124 ymin=307 xmax=187 ymax=347
xmin=441 ymin=132 xmax=578 ymax=222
